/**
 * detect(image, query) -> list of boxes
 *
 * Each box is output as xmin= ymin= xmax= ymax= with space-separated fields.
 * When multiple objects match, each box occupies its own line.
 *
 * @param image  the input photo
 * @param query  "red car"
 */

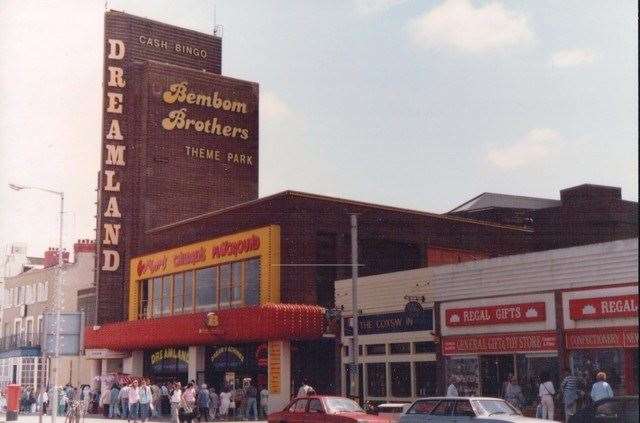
xmin=268 ymin=396 xmax=391 ymax=423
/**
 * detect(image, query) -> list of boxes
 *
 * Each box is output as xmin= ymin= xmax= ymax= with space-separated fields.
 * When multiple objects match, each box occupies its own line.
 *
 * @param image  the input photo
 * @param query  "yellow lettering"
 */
xmin=107 ymin=66 xmax=126 ymax=88
xmin=102 ymin=250 xmax=120 ymax=271
xmin=103 ymin=170 xmax=121 ymax=191
xmin=106 ymin=92 xmax=123 ymax=114
xmin=103 ymin=223 xmax=121 ymax=245
xmin=107 ymin=39 xmax=125 ymax=60
xmin=105 ymin=144 xmax=126 ymax=166
xmin=106 ymin=119 xmax=123 ymax=140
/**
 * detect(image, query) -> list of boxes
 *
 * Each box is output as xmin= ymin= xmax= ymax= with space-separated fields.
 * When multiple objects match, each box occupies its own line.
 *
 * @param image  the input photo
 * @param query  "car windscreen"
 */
xmin=473 ymin=399 xmax=520 ymax=416
xmin=406 ymin=399 xmax=440 ymax=414
xmin=325 ymin=398 xmax=364 ymax=413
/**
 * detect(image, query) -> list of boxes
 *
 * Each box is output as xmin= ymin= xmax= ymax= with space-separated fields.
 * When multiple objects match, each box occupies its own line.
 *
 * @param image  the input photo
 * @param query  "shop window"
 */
xmin=366 ymin=363 xmax=386 ymax=397
xmin=366 ymin=344 xmax=386 ymax=355
xmin=196 ymin=267 xmax=216 ymax=310
xmin=162 ymin=275 xmax=172 ymax=315
xmin=22 ymin=357 xmax=35 ymax=387
xmin=152 ymin=277 xmax=162 ymax=316
xmin=231 ymin=262 xmax=243 ymax=304
xmin=390 ymin=343 xmax=410 ymax=354
xmin=36 ymin=358 xmax=47 ymax=388
xmin=244 ymin=259 xmax=260 ymax=305
xmin=173 ymin=273 xmax=184 ymax=314
xmin=343 ymin=345 xmax=363 ymax=357
xmin=390 ymin=362 xmax=411 ymax=397
xmin=415 ymin=361 xmax=437 ymax=397
xmin=183 ymin=271 xmax=194 ymax=312
xmin=138 ymin=280 xmax=149 ymax=319
xmin=414 ymin=341 xmax=436 ymax=354
xmin=517 ymin=354 xmax=559 ymax=405
xmin=481 ymin=354 xmax=514 ymax=397
xmin=219 ymin=264 xmax=231 ymax=306
xmin=571 ymin=350 xmax=623 ymax=395
xmin=446 ymin=356 xmax=480 ymax=397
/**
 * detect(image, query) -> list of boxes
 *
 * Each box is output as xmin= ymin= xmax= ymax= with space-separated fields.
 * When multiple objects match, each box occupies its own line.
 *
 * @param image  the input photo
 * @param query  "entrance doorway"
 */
xmin=480 ymin=355 xmax=514 ymax=397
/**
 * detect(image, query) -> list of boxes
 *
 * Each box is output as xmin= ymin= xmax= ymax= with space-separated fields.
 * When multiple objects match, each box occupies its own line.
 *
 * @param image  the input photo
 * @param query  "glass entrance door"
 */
xmin=480 ymin=355 xmax=514 ymax=397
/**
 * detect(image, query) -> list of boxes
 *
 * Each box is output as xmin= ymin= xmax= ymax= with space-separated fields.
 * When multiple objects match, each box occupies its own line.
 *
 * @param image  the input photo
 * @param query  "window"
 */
xmin=162 ymin=276 xmax=172 ymax=315
xmin=366 ymin=363 xmax=386 ymax=397
xmin=138 ymin=280 xmax=149 ymax=318
xmin=152 ymin=277 xmax=162 ymax=316
xmin=231 ymin=262 xmax=242 ymax=303
xmin=414 ymin=341 xmax=436 ymax=353
xmin=430 ymin=400 xmax=453 ymax=416
xmin=366 ymin=344 xmax=386 ymax=355
xmin=173 ymin=273 xmax=184 ymax=314
xmin=219 ymin=264 xmax=231 ymax=305
xmin=308 ymin=399 xmax=323 ymax=413
xmin=196 ymin=267 xmax=216 ymax=310
xmin=183 ymin=271 xmax=194 ymax=312
xmin=390 ymin=343 xmax=410 ymax=354
xmin=452 ymin=401 xmax=475 ymax=417
xmin=415 ymin=361 xmax=437 ymax=397
xmin=408 ymin=399 xmax=440 ymax=414
xmin=244 ymin=259 xmax=260 ymax=305
xmin=390 ymin=362 xmax=411 ymax=397
xmin=293 ymin=399 xmax=308 ymax=412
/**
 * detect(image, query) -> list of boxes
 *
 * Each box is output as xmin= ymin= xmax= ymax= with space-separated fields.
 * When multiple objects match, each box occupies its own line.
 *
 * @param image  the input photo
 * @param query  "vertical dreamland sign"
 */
xmin=97 ymin=11 xmax=258 ymax=323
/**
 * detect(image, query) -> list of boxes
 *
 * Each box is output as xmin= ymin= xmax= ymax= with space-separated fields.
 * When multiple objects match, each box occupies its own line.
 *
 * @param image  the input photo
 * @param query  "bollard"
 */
xmin=6 ymin=384 xmax=21 ymax=421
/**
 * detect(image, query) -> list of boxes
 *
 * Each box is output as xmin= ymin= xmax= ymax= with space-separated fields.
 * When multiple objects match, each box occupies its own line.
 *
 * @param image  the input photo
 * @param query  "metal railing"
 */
xmin=0 ymin=332 xmax=42 ymax=351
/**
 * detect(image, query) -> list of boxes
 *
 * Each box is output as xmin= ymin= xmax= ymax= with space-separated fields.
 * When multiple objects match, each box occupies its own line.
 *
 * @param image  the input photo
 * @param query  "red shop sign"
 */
xmin=445 ymin=302 xmax=546 ymax=327
xmin=569 ymin=294 xmax=638 ymax=321
xmin=442 ymin=331 xmax=557 ymax=355
xmin=565 ymin=327 xmax=638 ymax=349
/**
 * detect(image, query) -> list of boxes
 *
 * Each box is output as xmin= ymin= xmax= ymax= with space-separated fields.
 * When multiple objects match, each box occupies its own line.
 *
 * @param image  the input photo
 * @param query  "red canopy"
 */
xmin=85 ymin=303 xmax=326 ymax=351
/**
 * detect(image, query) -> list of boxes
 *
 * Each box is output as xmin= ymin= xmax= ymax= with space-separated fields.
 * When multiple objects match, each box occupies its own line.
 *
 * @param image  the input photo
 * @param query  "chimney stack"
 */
xmin=73 ymin=239 xmax=96 ymax=256
xmin=43 ymin=247 xmax=70 ymax=268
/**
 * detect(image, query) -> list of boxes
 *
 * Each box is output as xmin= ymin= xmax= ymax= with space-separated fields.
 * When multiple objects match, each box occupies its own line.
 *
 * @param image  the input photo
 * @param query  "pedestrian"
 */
xmin=109 ymin=384 xmax=120 ymax=418
xmin=297 ymin=380 xmax=314 ymax=398
xmin=37 ymin=386 xmax=49 ymax=415
xmin=590 ymin=372 xmax=614 ymax=403
xmin=139 ymin=379 xmax=153 ymax=422
xmin=218 ymin=388 xmax=232 ymax=420
xmin=208 ymin=388 xmax=218 ymax=420
xmin=196 ymin=384 xmax=210 ymax=422
xmin=120 ymin=383 xmax=130 ymax=420
xmin=234 ymin=385 xmax=246 ymax=420
xmin=560 ymin=368 xmax=581 ymax=422
xmin=447 ymin=382 xmax=459 ymax=397
xmin=259 ymin=386 xmax=269 ymax=419
xmin=244 ymin=381 xmax=258 ymax=421
xmin=128 ymin=380 xmax=141 ymax=423
xmin=171 ymin=382 xmax=183 ymax=423
xmin=504 ymin=377 xmax=525 ymax=411
xmin=150 ymin=381 xmax=161 ymax=417
xmin=538 ymin=372 xmax=556 ymax=420
xmin=161 ymin=384 xmax=171 ymax=416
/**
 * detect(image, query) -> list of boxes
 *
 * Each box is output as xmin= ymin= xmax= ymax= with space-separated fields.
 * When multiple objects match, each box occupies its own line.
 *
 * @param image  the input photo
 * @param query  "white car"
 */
xmin=399 ymin=397 xmax=552 ymax=422
xmin=377 ymin=403 xmax=411 ymax=422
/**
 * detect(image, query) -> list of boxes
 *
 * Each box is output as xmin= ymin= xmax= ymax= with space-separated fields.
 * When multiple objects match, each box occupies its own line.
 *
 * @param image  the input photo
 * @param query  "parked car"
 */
xmin=376 ymin=403 xmax=411 ymax=422
xmin=268 ymin=395 xmax=392 ymax=423
xmin=398 ymin=397 xmax=551 ymax=422
xmin=568 ymin=396 xmax=639 ymax=423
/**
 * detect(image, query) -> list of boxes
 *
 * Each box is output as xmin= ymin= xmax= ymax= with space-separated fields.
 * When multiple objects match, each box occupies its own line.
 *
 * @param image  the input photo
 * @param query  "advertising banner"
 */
xmin=442 ymin=331 xmax=557 ymax=355
xmin=565 ymin=327 xmax=638 ymax=349
xmin=343 ymin=309 xmax=433 ymax=336
xmin=569 ymin=294 xmax=638 ymax=321
xmin=445 ymin=302 xmax=546 ymax=327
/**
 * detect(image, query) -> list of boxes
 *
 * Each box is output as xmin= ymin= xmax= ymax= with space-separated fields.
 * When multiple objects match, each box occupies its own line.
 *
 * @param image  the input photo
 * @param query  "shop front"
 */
xmin=205 ymin=343 xmax=268 ymax=391
xmin=440 ymin=293 xmax=559 ymax=411
xmin=143 ymin=347 xmax=189 ymax=385
xmin=562 ymin=285 xmax=638 ymax=395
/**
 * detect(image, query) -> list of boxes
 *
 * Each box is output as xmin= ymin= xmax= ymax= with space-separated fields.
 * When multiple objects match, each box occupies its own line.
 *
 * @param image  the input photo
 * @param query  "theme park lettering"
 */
xmin=101 ymin=38 xmax=127 ymax=272
xmin=211 ymin=235 xmax=260 ymax=259
xmin=161 ymin=82 xmax=250 ymax=140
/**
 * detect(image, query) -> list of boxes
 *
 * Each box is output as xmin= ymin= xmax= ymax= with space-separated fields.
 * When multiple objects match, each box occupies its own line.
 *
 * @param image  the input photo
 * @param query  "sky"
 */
xmin=0 ymin=0 xmax=637 ymax=258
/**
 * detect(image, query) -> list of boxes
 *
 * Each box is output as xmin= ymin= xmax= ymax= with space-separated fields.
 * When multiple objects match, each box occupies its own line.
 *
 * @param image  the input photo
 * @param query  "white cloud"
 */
xmin=354 ymin=0 xmax=406 ymax=15
xmin=550 ymin=48 xmax=597 ymax=68
xmin=261 ymin=90 xmax=295 ymax=122
xmin=407 ymin=0 xmax=533 ymax=53
xmin=486 ymin=128 xmax=562 ymax=169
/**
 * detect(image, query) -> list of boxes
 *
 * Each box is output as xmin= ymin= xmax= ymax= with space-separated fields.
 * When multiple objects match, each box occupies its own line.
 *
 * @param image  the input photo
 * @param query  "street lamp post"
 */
xmin=350 ymin=213 xmax=360 ymax=402
xmin=9 ymin=183 xmax=63 ymax=423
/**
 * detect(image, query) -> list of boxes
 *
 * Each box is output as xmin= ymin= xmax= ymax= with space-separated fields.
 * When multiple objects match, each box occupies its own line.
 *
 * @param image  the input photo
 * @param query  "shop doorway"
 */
xmin=480 ymin=355 xmax=514 ymax=397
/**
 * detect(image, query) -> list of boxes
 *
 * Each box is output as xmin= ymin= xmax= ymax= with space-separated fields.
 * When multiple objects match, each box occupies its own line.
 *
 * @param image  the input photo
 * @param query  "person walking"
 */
xmin=120 ymin=383 xmax=130 ymax=420
xmin=208 ymin=388 xmax=218 ymax=420
xmin=218 ymin=388 xmax=232 ymax=420
xmin=504 ymin=377 xmax=525 ymax=411
xmin=196 ymin=384 xmax=210 ymax=422
xmin=560 ymin=369 xmax=581 ymax=422
xmin=259 ymin=386 xmax=269 ymax=419
xmin=128 ymin=380 xmax=141 ymax=423
xmin=244 ymin=382 xmax=258 ymax=421
xmin=161 ymin=384 xmax=171 ymax=416
xmin=37 ymin=387 xmax=49 ymax=416
xmin=538 ymin=373 xmax=556 ymax=420
xmin=109 ymin=384 xmax=120 ymax=418
xmin=590 ymin=372 xmax=614 ymax=403
xmin=150 ymin=382 xmax=161 ymax=418
xmin=139 ymin=379 xmax=153 ymax=422
xmin=171 ymin=382 xmax=183 ymax=423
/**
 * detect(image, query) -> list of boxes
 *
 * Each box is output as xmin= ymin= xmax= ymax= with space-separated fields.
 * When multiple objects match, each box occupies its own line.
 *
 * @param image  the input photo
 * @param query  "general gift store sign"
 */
xmin=443 ymin=332 xmax=557 ymax=355
xmin=445 ymin=302 xmax=546 ymax=327
xmin=565 ymin=327 xmax=638 ymax=349
xmin=569 ymin=294 xmax=638 ymax=321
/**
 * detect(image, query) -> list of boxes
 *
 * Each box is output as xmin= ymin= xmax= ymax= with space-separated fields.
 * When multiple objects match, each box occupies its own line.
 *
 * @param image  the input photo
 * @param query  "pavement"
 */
xmin=1 ymin=416 xmax=266 ymax=423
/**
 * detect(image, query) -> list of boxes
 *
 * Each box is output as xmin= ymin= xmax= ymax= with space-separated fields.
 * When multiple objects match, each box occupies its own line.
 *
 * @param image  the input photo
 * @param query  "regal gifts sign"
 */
xmin=569 ymin=294 xmax=638 ymax=321
xmin=445 ymin=302 xmax=546 ymax=327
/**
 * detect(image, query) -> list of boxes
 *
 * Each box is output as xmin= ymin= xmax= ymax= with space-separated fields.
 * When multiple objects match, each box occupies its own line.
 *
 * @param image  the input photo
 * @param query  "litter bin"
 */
xmin=6 ymin=384 xmax=21 ymax=421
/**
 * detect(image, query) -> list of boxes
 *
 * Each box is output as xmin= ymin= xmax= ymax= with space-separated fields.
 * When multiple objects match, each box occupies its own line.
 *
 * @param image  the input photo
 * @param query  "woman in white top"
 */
xmin=538 ymin=373 xmax=556 ymax=420
xmin=170 ymin=383 xmax=183 ymax=423
xmin=218 ymin=388 xmax=232 ymax=418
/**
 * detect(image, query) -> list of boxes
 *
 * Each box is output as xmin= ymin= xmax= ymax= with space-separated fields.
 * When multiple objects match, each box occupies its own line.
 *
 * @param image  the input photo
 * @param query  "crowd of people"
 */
xmin=447 ymin=368 xmax=616 ymax=422
xmin=99 ymin=379 xmax=270 ymax=423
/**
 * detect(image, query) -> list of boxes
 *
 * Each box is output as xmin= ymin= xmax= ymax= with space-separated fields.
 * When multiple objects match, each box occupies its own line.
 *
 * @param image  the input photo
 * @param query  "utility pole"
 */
xmin=350 ymin=213 xmax=360 ymax=402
